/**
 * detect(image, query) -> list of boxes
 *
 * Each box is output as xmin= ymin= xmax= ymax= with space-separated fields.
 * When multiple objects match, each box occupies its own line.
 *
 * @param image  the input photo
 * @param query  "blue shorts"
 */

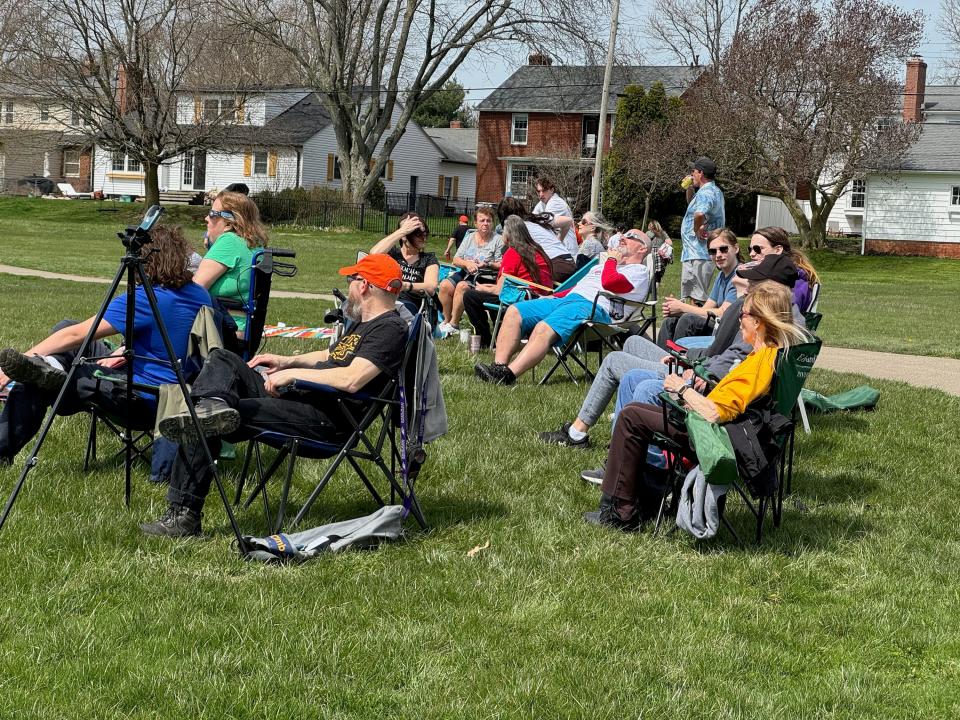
xmin=514 ymin=295 xmax=611 ymax=345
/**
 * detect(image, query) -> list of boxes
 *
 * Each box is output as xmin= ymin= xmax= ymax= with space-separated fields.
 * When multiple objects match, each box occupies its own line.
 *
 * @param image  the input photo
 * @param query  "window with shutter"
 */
xmin=243 ymin=153 xmax=252 ymax=177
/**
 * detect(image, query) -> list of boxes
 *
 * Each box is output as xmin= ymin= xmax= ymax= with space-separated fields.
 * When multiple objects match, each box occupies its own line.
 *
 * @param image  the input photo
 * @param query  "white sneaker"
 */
xmin=438 ymin=322 xmax=459 ymax=337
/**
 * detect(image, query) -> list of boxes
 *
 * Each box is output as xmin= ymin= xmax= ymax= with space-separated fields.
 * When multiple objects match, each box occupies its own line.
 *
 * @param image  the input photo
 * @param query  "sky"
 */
xmin=455 ymin=0 xmax=951 ymax=106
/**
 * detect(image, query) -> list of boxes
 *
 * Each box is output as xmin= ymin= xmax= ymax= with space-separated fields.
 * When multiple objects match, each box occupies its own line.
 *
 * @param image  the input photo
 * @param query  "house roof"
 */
xmin=922 ymin=85 xmax=960 ymax=113
xmin=898 ymin=123 xmax=960 ymax=172
xmin=423 ymin=127 xmax=477 ymax=164
xmin=214 ymin=92 xmax=332 ymax=147
xmin=477 ymin=64 xmax=702 ymax=114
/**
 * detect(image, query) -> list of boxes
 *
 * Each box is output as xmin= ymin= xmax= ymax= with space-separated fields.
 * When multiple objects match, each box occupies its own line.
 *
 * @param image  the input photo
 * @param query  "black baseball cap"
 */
xmin=736 ymin=253 xmax=798 ymax=288
xmin=689 ymin=156 xmax=717 ymax=177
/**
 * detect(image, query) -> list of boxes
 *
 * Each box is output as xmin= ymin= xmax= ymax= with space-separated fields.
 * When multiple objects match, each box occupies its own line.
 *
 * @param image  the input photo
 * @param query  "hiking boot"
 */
xmin=0 ymin=349 xmax=66 ymax=392
xmin=158 ymin=398 xmax=240 ymax=444
xmin=538 ymin=422 xmax=590 ymax=449
xmin=580 ymin=462 xmax=606 ymax=486
xmin=140 ymin=505 xmax=202 ymax=538
xmin=583 ymin=494 xmax=639 ymax=532
xmin=474 ymin=362 xmax=516 ymax=386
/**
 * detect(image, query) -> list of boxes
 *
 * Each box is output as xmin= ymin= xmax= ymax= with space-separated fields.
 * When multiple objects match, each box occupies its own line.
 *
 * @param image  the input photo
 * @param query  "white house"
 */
xmin=755 ymin=56 xmax=960 ymax=258
xmin=92 ymin=89 xmax=477 ymax=201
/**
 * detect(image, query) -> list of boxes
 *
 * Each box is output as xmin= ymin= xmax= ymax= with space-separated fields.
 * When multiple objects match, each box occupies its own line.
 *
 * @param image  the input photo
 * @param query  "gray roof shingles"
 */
xmin=423 ymin=127 xmax=477 ymax=164
xmin=923 ymin=85 xmax=960 ymax=114
xmin=898 ymin=123 xmax=960 ymax=172
xmin=477 ymin=64 xmax=702 ymax=114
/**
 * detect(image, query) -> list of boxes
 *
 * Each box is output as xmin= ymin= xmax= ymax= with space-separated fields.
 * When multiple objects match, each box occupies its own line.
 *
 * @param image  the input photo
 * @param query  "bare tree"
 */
xmin=692 ymin=0 xmax=923 ymax=247
xmin=225 ymin=0 xmax=605 ymax=202
xmin=938 ymin=0 xmax=960 ymax=84
xmin=0 ymin=0 xmax=277 ymax=206
xmin=647 ymin=0 xmax=754 ymax=68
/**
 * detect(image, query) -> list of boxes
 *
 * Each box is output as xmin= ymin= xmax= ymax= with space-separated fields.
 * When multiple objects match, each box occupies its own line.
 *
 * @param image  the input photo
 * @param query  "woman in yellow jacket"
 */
xmin=584 ymin=280 xmax=809 ymax=530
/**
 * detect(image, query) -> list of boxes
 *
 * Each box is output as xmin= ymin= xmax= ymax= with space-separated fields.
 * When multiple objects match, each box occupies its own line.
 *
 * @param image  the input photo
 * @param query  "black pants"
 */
xmin=656 ymin=312 xmax=714 ymax=350
xmin=166 ymin=349 xmax=349 ymax=513
xmin=0 ymin=321 xmax=155 ymax=463
xmin=601 ymin=402 xmax=690 ymax=521
xmin=462 ymin=289 xmax=500 ymax=347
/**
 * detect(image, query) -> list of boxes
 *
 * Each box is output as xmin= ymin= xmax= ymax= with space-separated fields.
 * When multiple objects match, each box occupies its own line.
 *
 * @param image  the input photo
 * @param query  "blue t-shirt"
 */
xmin=680 ymin=182 xmax=726 ymax=262
xmin=708 ymin=266 xmax=739 ymax=306
xmin=103 ymin=283 xmax=212 ymax=389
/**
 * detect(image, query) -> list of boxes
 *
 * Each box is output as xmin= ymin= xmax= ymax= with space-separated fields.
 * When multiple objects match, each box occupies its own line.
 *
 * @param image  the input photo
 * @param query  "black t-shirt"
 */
xmin=450 ymin=224 xmax=469 ymax=249
xmin=388 ymin=247 xmax=439 ymax=303
xmin=316 ymin=309 xmax=408 ymax=396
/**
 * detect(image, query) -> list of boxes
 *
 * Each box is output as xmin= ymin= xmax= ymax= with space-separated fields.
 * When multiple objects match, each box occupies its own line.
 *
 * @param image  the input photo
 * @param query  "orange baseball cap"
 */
xmin=338 ymin=254 xmax=403 ymax=294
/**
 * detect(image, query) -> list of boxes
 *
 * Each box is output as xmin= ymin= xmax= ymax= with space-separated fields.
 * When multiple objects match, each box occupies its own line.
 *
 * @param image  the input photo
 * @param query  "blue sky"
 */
xmin=456 ymin=0 xmax=950 ymax=104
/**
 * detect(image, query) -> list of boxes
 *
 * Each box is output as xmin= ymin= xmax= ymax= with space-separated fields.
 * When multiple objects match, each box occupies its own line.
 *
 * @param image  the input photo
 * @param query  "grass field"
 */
xmin=1 ymin=197 xmax=959 ymax=357
xmin=1 ymin=270 xmax=960 ymax=717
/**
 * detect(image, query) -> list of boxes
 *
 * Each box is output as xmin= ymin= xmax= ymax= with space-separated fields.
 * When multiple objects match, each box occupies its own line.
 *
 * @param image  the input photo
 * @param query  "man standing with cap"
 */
xmin=142 ymin=254 xmax=410 ymax=538
xmin=680 ymin=156 xmax=725 ymax=304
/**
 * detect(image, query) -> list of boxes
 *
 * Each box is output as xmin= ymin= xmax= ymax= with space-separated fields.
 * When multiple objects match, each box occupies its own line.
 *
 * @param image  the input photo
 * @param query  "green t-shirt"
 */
xmin=204 ymin=230 xmax=255 ymax=331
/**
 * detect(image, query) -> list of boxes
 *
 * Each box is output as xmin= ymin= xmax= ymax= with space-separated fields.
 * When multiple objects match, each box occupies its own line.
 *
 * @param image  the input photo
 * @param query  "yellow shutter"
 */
xmin=235 ymin=99 xmax=245 ymax=123
xmin=327 ymin=154 xmax=334 ymax=181
xmin=452 ymin=176 xmax=459 ymax=197
xmin=387 ymin=160 xmax=394 ymax=181
xmin=267 ymin=151 xmax=277 ymax=177
xmin=243 ymin=153 xmax=251 ymax=177
xmin=437 ymin=175 xmax=444 ymax=195
xmin=193 ymin=97 xmax=201 ymax=124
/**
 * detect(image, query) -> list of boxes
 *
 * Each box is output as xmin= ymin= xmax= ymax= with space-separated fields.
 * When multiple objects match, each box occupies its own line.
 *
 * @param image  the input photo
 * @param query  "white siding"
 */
xmin=93 ymin=144 xmax=300 ymax=196
xmin=755 ymin=185 xmax=862 ymax=236
xmin=301 ymin=107 xmax=476 ymax=198
xmin=864 ymin=172 xmax=960 ymax=244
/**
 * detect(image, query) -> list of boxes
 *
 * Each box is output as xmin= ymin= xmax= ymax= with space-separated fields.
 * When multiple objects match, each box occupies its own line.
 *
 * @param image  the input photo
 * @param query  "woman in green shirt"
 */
xmin=193 ymin=190 xmax=269 ymax=333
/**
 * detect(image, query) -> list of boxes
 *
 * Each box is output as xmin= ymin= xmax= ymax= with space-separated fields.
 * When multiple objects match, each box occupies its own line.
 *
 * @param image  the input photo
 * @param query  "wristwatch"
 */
xmin=678 ymin=385 xmax=688 ymax=402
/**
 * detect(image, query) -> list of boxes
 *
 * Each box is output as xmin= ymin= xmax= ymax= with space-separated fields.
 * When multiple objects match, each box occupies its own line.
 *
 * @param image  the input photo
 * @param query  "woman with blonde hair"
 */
xmin=585 ymin=280 xmax=810 ymax=530
xmin=193 ymin=190 xmax=269 ymax=332
xmin=576 ymin=211 xmax=615 ymax=267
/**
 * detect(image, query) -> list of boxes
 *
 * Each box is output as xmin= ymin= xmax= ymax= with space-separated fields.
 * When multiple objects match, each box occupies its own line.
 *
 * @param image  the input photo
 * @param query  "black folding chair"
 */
xmin=235 ymin=312 xmax=431 ymax=533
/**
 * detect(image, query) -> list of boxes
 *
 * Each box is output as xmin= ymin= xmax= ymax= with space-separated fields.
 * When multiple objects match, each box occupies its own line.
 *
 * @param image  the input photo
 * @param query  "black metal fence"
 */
xmin=252 ymin=190 xmax=477 ymax=238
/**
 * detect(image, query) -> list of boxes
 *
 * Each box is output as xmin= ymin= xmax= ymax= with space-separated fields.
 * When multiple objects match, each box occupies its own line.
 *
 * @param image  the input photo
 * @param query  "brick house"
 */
xmin=475 ymin=56 xmax=702 ymax=204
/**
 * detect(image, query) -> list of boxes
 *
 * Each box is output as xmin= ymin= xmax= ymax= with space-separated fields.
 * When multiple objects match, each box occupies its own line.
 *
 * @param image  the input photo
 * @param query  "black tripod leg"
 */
xmin=0 ymin=261 xmax=130 ymax=533
xmin=135 ymin=265 xmax=249 ymax=553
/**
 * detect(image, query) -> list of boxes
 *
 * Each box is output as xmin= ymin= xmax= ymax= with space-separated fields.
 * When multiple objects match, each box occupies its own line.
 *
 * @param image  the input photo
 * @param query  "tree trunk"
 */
xmin=143 ymin=160 xmax=160 ymax=207
xmin=641 ymin=193 xmax=652 ymax=229
xmin=778 ymin=192 xmax=824 ymax=249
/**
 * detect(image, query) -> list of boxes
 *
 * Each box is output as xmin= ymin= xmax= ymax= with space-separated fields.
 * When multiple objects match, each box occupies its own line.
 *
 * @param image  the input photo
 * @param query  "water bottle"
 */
xmin=609 ymin=297 xmax=625 ymax=321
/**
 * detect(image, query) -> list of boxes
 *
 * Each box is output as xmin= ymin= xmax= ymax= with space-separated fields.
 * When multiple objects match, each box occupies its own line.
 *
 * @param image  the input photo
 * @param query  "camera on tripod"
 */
xmin=118 ymin=204 xmax=164 ymax=252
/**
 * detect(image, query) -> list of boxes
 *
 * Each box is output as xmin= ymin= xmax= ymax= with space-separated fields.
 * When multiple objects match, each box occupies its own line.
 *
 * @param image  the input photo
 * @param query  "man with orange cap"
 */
xmin=141 ymin=254 xmax=409 ymax=538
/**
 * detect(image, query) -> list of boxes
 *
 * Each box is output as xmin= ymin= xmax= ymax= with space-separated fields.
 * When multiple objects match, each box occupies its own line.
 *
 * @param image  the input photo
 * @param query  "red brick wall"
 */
xmin=476 ymin=111 xmax=612 ymax=203
xmin=865 ymin=239 xmax=960 ymax=259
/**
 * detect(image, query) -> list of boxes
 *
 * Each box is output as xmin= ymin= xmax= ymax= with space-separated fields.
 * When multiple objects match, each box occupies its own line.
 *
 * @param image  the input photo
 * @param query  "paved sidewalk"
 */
xmin=0 ymin=263 xmax=335 ymax=301
xmin=2 ymin=263 xmax=959 ymax=396
xmin=817 ymin=346 xmax=960 ymax=397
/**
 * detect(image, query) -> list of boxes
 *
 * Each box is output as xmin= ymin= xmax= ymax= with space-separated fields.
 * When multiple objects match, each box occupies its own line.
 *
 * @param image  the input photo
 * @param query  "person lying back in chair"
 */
xmin=142 ymin=254 xmax=409 ymax=538
xmin=0 ymin=226 xmax=212 ymax=465
xmin=474 ymin=229 xmax=651 ymax=386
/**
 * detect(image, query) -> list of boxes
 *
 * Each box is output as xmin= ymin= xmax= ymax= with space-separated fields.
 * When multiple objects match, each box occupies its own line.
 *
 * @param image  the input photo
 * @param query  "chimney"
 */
xmin=116 ymin=64 xmax=134 ymax=115
xmin=449 ymin=120 xmax=462 ymax=129
xmin=903 ymin=55 xmax=926 ymax=124
xmin=528 ymin=53 xmax=553 ymax=66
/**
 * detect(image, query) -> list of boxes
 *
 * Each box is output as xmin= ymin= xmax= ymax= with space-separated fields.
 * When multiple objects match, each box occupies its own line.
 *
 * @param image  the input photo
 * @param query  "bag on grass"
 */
xmin=684 ymin=410 xmax=738 ymax=486
xmin=241 ymin=505 xmax=405 ymax=564
xmin=800 ymin=386 xmax=880 ymax=414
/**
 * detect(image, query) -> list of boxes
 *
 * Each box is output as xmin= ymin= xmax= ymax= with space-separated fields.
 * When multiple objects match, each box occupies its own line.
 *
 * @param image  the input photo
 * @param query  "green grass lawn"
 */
xmin=1 ymin=276 xmax=960 ymax=717
xmin=2 ymin=197 xmax=959 ymax=357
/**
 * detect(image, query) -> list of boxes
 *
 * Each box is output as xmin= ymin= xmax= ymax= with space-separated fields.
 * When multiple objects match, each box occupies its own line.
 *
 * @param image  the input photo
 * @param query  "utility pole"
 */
xmin=590 ymin=0 xmax=621 ymax=212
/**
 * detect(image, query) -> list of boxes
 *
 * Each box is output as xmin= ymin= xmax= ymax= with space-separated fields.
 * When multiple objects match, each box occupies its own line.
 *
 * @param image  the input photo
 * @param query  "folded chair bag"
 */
xmin=684 ymin=410 xmax=738 ymax=487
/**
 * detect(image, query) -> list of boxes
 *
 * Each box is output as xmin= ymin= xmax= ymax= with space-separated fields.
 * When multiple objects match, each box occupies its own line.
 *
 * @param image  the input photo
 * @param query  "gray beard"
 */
xmin=343 ymin=299 xmax=362 ymax=322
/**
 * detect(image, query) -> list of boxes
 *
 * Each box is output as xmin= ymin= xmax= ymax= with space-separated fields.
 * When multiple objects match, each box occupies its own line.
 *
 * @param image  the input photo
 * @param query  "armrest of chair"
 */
xmin=502 ymin=274 xmax=553 ymax=294
xmin=92 ymin=369 xmax=160 ymax=396
xmin=287 ymin=379 xmax=373 ymax=402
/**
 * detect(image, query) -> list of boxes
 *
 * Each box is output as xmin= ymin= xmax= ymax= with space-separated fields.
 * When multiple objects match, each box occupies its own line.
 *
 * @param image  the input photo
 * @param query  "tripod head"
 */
xmin=118 ymin=204 xmax=164 ymax=253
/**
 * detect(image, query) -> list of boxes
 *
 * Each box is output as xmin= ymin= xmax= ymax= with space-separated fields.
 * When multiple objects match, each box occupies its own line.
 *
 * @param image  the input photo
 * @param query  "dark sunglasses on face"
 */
xmin=208 ymin=209 xmax=234 ymax=220
xmin=708 ymin=245 xmax=731 ymax=256
xmin=739 ymin=310 xmax=754 ymax=320
xmin=750 ymin=245 xmax=765 ymax=255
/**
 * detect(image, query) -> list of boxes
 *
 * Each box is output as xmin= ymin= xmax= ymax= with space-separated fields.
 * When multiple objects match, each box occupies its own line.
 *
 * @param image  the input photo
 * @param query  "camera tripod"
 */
xmin=0 ymin=206 xmax=247 ymax=552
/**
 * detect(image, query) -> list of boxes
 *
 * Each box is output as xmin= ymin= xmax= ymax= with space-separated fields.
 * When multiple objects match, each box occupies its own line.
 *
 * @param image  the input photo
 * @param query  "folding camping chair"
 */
xmin=652 ymin=338 xmax=822 ymax=542
xmin=484 ymin=258 xmax=598 ymax=351
xmin=235 ymin=311 xmax=431 ymax=533
xmin=537 ymin=252 xmax=658 ymax=386
xmin=83 ymin=248 xmax=297 ymax=473
xmin=796 ymin=282 xmax=822 ymax=433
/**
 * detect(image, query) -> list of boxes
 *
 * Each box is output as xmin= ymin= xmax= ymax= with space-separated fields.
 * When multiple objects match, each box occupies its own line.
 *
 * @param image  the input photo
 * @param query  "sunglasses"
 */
xmin=208 ymin=209 xmax=234 ymax=220
xmin=346 ymin=274 xmax=366 ymax=283
xmin=708 ymin=245 xmax=731 ymax=256
xmin=749 ymin=245 xmax=765 ymax=255
xmin=739 ymin=310 xmax=755 ymax=320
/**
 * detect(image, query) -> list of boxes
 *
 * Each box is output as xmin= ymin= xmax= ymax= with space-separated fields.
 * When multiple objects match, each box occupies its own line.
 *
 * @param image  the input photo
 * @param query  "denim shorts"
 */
xmin=514 ymin=294 xmax=611 ymax=345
